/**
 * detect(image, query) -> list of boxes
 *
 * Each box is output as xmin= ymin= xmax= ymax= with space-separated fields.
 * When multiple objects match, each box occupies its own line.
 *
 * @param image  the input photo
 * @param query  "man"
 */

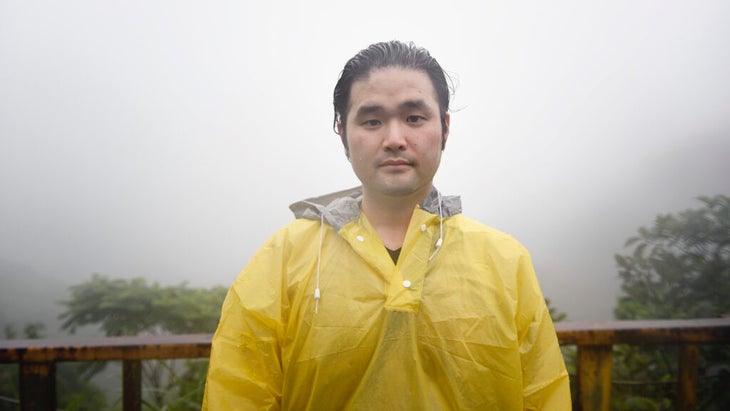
xmin=203 ymin=40 xmax=571 ymax=410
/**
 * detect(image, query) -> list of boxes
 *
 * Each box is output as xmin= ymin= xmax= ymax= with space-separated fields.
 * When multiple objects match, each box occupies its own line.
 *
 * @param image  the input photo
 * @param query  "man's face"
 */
xmin=339 ymin=67 xmax=449 ymax=201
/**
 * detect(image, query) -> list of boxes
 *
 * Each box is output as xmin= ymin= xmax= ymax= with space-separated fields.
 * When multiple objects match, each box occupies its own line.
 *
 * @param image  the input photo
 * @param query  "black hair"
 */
xmin=333 ymin=41 xmax=452 ymax=142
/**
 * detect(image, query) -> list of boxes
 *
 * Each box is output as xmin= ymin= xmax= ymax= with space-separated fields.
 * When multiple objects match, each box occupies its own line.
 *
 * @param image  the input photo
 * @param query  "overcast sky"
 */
xmin=1 ymin=1 xmax=729 ymax=327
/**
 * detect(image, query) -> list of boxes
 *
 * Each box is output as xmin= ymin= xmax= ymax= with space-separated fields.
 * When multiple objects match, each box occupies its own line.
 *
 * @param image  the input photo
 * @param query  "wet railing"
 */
xmin=1 ymin=317 xmax=729 ymax=411
xmin=557 ymin=318 xmax=730 ymax=411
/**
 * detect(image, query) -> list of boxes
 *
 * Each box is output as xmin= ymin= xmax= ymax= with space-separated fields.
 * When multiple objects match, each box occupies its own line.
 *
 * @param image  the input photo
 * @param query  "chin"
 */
xmin=375 ymin=182 xmax=427 ymax=198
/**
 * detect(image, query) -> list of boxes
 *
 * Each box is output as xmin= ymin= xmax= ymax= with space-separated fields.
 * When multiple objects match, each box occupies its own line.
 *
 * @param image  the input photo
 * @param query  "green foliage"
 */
xmin=57 ymin=363 xmax=107 ymax=411
xmin=59 ymin=273 xmax=227 ymax=336
xmin=57 ymin=274 xmax=227 ymax=410
xmin=615 ymin=195 xmax=730 ymax=320
xmin=0 ymin=362 xmax=19 ymax=411
xmin=0 ymin=326 xmax=19 ymax=411
xmin=141 ymin=359 xmax=210 ymax=410
xmin=613 ymin=195 xmax=730 ymax=410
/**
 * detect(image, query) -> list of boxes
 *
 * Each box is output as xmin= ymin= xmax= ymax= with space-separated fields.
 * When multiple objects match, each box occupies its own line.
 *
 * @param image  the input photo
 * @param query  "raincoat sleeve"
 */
xmin=514 ymin=246 xmax=572 ymax=410
xmin=203 ymin=236 xmax=287 ymax=411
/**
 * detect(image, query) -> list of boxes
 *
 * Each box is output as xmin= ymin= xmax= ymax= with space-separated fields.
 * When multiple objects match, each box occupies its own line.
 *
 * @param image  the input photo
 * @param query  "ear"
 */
xmin=336 ymin=121 xmax=350 ymax=157
xmin=441 ymin=112 xmax=450 ymax=150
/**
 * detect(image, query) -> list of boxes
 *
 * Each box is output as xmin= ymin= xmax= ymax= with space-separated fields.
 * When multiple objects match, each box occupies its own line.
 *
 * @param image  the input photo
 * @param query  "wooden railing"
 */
xmin=556 ymin=318 xmax=730 ymax=411
xmin=1 ymin=318 xmax=729 ymax=411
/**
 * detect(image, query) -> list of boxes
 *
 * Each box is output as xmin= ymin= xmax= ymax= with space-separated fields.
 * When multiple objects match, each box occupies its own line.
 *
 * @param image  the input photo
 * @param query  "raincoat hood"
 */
xmin=289 ymin=186 xmax=462 ymax=230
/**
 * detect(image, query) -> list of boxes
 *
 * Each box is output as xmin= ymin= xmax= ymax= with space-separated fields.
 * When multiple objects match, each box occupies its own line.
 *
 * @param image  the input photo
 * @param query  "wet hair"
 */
xmin=333 ymin=41 xmax=452 ymax=143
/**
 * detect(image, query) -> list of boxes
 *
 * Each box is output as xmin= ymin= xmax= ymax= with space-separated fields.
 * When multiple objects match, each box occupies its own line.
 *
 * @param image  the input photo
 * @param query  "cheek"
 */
xmin=347 ymin=143 xmax=369 ymax=167
xmin=348 ymin=135 xmax=376 ymax=156
xmin=417 ymin=133 xmax=445 ymax=157
xmin=426 ymin=140 xmax=445 ymax=167
xmin=428 ymin=150 xmax=443 ymax=166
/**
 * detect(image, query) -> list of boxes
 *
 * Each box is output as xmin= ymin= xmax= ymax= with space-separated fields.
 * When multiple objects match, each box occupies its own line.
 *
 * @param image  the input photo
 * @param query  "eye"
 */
xmin=406 ymin=115 xmax=426 ymax=123
xmin=362 ymin=119 xmax=381 ymax=127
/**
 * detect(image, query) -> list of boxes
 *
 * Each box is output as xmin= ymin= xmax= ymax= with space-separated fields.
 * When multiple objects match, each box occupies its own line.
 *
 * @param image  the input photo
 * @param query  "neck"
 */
xmin=360 ymin=186 xmax=431 ymax=250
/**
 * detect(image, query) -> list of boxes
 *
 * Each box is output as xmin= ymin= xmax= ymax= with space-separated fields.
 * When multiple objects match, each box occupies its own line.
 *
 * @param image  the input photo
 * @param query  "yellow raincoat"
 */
xmin=203 ymin=188 xmax=571 ymax=410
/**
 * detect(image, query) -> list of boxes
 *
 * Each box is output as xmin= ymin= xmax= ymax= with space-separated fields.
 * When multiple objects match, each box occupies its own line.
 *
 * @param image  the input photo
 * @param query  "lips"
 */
xmin=379 ymin=158 xmax=412 ymax=167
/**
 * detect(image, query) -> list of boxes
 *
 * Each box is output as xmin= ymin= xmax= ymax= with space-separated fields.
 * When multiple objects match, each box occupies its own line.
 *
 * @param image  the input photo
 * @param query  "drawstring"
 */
xmin=314 ymin=212 xmax=324 ymax=313
xmin=429 ymin=191 xmax=444 ymax=261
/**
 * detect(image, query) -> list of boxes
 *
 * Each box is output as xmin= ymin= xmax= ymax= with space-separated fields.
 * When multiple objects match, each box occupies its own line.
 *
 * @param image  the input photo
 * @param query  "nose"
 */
xmin=383 ymin=122 xmax=407 ymax=152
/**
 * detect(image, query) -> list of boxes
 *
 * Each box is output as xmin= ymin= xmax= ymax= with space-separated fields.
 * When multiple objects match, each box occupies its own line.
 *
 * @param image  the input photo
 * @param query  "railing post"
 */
xmin=19 ymin=361 xmax=56 ymax=411
xmin=677 ymin=344 xmax=699 ymax=411
xmin=576 ymin=345 xmax=612 ymax=411
xmin=123 ymin=359 xmax=142 ymax=411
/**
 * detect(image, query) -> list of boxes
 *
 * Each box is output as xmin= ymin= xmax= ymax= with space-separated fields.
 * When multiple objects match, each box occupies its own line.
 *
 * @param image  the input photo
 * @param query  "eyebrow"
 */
xmin=354 ymin=104 xmax=383 ymax=118
xmin=399 ymin=99 xmax=432 ymax=113
xmin=353 ymin=99 xmax=435 ymax=118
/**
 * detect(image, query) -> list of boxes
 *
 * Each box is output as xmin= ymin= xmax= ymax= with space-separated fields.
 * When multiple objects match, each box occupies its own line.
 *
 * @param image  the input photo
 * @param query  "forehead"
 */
xmin=348 ymin=67 xmax=438 ymax=113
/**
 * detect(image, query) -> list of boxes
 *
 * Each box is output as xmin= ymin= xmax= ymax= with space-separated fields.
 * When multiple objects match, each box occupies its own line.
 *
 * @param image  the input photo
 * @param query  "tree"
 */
xmin=613 ymin=195 xmax=730 ymax=410
xmin=58 ymin=274 xmax=227 ymax=410
xmin=59 ymin=274 xmax=227 ymax=336
xmin=615 ymin=195 xmax=730 ymax=320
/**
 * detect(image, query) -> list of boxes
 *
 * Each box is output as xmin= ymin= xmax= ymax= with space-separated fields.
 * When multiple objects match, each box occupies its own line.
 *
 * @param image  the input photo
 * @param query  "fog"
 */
xmin=1 ymin=1 xmax=729 ymax=333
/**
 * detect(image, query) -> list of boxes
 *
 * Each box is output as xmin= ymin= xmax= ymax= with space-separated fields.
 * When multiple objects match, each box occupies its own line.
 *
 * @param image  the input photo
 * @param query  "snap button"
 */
xmin=402 ymin=280 xmax=411 ymax=288
xmin=356 ymin=235 xmax=364 ymax=242
xmin=420 ymin=224 xmax=427 ymax=232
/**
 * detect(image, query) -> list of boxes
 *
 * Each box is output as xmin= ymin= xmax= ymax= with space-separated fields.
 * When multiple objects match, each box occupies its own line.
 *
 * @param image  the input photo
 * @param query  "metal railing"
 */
xmin=1 ymin=318 xmax=729 ymax=411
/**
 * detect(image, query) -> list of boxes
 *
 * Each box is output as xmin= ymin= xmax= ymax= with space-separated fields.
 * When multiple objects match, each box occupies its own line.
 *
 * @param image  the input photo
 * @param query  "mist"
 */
xmin=1 ymin=1 xmax=729 ymax=334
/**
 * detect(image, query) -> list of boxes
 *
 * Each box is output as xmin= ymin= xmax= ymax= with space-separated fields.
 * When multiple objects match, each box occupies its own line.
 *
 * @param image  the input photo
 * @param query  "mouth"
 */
xmin=379 ymin=158 xmax=412 ymax=168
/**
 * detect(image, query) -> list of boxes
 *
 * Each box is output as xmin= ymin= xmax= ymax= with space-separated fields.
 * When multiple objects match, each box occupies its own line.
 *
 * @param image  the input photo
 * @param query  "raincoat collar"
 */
xmin=289 ymin=186 xmax=462 ymax=231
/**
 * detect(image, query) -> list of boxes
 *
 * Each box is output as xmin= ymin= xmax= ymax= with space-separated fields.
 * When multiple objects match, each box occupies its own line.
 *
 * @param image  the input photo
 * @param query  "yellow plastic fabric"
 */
xmin=203 ymin=207 xmax=571 ymax=410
